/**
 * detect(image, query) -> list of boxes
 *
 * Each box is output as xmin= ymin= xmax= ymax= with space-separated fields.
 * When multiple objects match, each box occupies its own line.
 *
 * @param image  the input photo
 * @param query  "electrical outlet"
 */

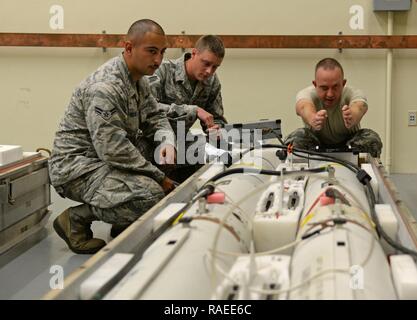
xmin=408 ymin=111 xmax=417 ymax=126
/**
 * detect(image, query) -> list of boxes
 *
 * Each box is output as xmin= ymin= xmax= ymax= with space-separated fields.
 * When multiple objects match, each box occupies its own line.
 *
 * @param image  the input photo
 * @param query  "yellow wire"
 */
xmin=300 ymin=211 xmax=316 ymax=228
xmin=172 ymin=211 xmax=186 ymax=225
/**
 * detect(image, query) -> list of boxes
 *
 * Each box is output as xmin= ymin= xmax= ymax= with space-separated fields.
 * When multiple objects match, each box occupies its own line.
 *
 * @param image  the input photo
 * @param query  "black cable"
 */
xmin=90 ymin=184 xmax=213 ymax=300
xmin=285 ymin=145 xmax=360 ymax=173
xmin=238 ymin=143 xmax=417 ymax=257
xmin=206 ymin=166 xmax=327 ymax=184
xmin=272 ymin=131 xmax=285 ymax=145
xmin=293 ymin=148 xmax=417 ymax=256
xmin=242 ymin=143 xmax=360 ymax=173
xmin=233 ymin=143 xmax=287 ymax=163
xmin=292 ymin=151 xmax=358 ymax=174
xmin=292 ymin=146 xmax=360 ymax=170
xmin=365 ymin=181 xmax=417 ymax=258
xmin=93 ymin=143 xmax=415 ymax=299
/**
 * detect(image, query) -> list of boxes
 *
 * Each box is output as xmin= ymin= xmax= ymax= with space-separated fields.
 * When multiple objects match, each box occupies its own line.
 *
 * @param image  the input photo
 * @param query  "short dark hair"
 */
xmin=195 ymin=35 xmax=225 ymax=58
xmin=126 ymin=19 xmax=165 ymax=41
xmin=315 ymin=57 xmax=344 ymax=78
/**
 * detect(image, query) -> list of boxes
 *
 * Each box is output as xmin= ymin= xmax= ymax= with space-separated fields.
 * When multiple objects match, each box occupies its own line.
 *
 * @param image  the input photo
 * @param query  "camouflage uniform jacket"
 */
xmin=49 ymin=54 xmax=175 ymax=187
xmin=147 ymin=52 xmax=227 ymax=132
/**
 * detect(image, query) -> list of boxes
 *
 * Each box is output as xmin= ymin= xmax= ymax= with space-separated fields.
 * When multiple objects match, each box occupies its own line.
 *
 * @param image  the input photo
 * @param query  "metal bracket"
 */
xmin=102 ymin=30 xmax=107 ymax=53
xmin=0 ymin=179 xmax=14 ymax=205
xmin=338 ymin=31 xmax=343 ymax=53
xmin=7 ymin=178 xmax=15 ymax=205
xmin=0 ymin=181 xmax=8 ymax=204
xmin=181 ymin=30 xmax=186 ymax=53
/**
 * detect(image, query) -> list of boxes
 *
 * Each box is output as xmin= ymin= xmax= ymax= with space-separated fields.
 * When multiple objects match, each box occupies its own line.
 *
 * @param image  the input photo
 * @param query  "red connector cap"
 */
xmin=320 ymin=196 xmax=335 ymax=206
xmin=207 ymin=192 xmax=225 ymax=204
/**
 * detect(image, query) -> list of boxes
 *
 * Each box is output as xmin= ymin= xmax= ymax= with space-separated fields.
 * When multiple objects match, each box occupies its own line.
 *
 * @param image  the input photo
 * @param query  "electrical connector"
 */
xmin=178 ymin=217 xmax=193 ymax=225
xmin=276 ymin=149 xmax=287 ymax=161
xmin=356 ymin=169 xmax=372 ymax=185
xmin=333 ymin=218 xmax=347 ymax=225
xmin=193 ymin=182 xmax=216 ymax=201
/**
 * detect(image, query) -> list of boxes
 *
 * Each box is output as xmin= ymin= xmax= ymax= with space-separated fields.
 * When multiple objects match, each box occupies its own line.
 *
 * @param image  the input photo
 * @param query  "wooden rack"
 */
xmin=1 ymin=33 xmax=417 ymax=48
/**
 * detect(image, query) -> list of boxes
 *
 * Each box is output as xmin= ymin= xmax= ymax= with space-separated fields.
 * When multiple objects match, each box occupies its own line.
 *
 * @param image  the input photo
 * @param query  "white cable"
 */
xmin=209 ymin=182 xmax=272 ymax=294
xmin=247 ymin=226 xmax=377 ymax=298
xmin=334 ymin=181 xmax=368 ymax=214
xmin=209 ymin=239 xmax=302 ymax=257
xmin=249 ymin=268 xmax=349 ymax=296
xmin=206 ymin=161 xmax=380 ymax=299
xmin=209 ymin=169 xmax=327 ymax=294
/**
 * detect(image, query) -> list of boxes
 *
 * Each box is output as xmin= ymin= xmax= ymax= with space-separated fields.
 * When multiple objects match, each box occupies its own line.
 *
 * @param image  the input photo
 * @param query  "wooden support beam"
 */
xmin=1 ymin=33 xmax=417 ymax=48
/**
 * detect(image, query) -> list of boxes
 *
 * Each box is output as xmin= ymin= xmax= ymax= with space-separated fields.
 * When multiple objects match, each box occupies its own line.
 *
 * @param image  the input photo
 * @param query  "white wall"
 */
xmin=1 ymin=0 xmax=416 ymax=172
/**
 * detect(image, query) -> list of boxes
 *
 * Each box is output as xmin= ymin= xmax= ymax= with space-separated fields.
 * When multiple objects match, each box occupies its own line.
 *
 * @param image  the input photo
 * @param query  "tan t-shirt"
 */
xmin=296 ymin=85 xmax=368 ymax=145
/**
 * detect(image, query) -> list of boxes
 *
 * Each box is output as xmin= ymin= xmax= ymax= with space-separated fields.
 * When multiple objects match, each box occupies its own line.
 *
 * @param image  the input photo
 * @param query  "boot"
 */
xmin=53 ymin=205 xmax=106 ymax=254
xmin=110 ymin=224 xmax=128 ymax=238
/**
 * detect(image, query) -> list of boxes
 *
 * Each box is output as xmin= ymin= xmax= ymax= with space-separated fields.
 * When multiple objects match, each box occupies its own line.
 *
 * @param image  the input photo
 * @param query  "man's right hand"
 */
xmin=197 ymin=107 xmax=215 ymax=129
xmin=161 ymin=177 xmax=176 ymax=195
xmin=310 ymin=110 xmax=327 ymax=131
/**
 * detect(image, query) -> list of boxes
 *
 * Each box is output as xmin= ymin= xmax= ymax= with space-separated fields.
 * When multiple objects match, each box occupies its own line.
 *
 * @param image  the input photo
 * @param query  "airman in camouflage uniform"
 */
xmin=285 ymin=58 xmax=382 ymax=157
xmin=147 ymin=35 xmax=227 ymax=181
xmin=148 ymin=35 xmax=227 ymax=133
xmin=49 ymin=19 xmax=176 ymax=254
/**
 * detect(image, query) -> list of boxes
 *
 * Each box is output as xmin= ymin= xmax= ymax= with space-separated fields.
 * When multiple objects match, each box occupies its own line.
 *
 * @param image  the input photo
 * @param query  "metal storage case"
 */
xmin=0 ymin=153 xmax=51 ymax=262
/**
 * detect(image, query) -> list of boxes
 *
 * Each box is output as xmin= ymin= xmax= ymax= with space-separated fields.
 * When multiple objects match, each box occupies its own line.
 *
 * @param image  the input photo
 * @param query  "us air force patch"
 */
xmin=95 ymin=107 xmax=116 ymax=120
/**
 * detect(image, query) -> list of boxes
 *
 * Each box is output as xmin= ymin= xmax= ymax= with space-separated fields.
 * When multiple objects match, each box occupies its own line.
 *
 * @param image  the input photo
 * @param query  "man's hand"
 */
xmin=197 ymin=107 xmax=215 ymax=129
xmin=342 ymin=105 xmax=353 ymax=128
xmin=159 ymin=144 xmax=176 ymax=165
xmin=206 ymin=124 xmax=222 ymax=140
xmin=342 ymin=102 xmax=367 ymax=129
xmin=161 ymin=176 xmax=176 ymax=195
xmin=310 ymin=109 xmax=327 ymax=131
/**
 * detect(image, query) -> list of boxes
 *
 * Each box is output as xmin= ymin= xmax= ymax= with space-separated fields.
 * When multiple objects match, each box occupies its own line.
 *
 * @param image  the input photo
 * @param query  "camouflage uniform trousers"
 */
xmin=57 ymin=164 xmax=165 ymax=228
xmin=284 ymin=128 xmax=383 ymax=158
xmin=56 ymin=137 xmax=165 ymax=227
